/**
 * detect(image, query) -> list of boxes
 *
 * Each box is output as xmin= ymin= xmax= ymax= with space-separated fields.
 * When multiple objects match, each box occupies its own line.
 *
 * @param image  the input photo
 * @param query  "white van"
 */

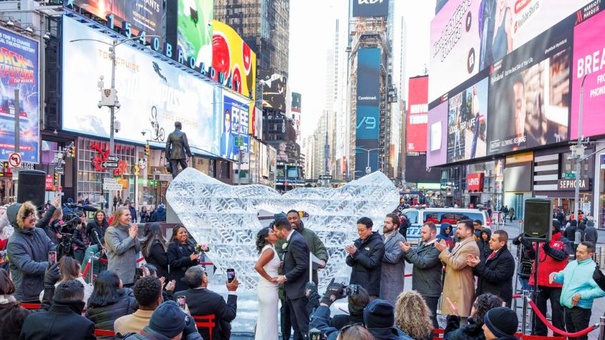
xmin=402 ymin=208 xmax=490 ymax=243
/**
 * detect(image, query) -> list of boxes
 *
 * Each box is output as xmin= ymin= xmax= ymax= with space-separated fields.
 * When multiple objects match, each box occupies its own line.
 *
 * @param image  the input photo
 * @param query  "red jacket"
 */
xmin=528 ymin=232 xmax=569 ymax=287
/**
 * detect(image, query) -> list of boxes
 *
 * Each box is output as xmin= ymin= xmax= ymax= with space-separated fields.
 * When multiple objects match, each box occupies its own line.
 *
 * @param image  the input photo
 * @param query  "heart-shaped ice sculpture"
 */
xmin=166 ymin=168 xmax=400 ymax=290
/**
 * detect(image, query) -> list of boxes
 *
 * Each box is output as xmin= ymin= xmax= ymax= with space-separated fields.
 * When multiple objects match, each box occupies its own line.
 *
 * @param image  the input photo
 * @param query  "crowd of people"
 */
xmin=0 ymin=197 xmax=605 ymax=340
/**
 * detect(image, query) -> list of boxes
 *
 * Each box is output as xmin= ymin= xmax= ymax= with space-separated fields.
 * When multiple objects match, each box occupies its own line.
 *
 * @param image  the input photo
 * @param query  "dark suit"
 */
xmin=174 ymin=288 xmax=237 ymax=340
xmin=283 ymin=231 xmax=310 ymax=340
xmin=165 ymin=128 xmax=193 ymax=178
xmin=20 ymin=302 xmax=96 ymax=340
xmin=472 ymin=245 xmax=515 ymax=307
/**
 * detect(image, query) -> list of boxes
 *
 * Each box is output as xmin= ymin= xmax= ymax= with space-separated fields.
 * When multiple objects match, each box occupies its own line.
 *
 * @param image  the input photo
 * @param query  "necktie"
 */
xmin=487 ymin=251 xmax=496 ymax=261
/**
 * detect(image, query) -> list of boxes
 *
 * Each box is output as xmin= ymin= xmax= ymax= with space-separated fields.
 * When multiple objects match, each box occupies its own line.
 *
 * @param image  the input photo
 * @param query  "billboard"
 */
xmin=62 ymin=16 xmax=221 ymax=156
xmin=487 ymin=23 xmax=572 ymax=155
xmin=446 ymin=77 xmax=489 ymax=162
xmin=355 ymin=48 xmax=381 ymax=175
xmin=292 ymin=92 xmax=301 ymax=113
xmin=212 ymin=20 xmax=257 ymax=100
xmin=261 ymin=73 xmax=287 ymax=112
xmin=570 ymin=8 xmax=605 ymax=139
xmin=220 ymin=92 xmax=250 ymax=161
xmin=0 ymin=28 xmax=40 ymax=163
xmin=68 ymin=0 xmax=164 ymax=41
xmin=426 ymin=101 xmax=448 ymax=167
xmin=429 ymin=0 xmax=591 ymax=101
xmin=351 ymin=0 xmax=389 ymax=18
xmin=407 ymin=76 xmax=429 ymax=153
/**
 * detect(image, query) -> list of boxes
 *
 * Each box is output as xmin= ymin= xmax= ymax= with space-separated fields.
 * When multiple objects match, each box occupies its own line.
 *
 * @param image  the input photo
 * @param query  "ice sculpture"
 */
xmin=166 ymin=168 xmax=400 ymax=291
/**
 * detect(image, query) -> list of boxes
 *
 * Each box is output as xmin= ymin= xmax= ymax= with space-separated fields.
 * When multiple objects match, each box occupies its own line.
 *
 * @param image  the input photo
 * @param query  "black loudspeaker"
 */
xmin=523 ymin=198 xmax=552 ymax=241
xmin=17 ymin=170 xmax=46 ymax=209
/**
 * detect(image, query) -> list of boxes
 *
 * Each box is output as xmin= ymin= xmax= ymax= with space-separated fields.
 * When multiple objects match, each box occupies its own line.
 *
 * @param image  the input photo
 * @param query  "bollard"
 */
xmin=599 ymin=247 xmax=605 ymax=270
xmin=599 ymin=315 xmax=604 ymax=340
xmin=522 ymin=290 xmax=531 ymax=335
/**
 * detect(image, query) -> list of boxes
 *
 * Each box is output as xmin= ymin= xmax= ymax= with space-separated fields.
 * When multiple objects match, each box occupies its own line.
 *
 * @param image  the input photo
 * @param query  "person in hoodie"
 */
xmin=550 ymin=241 xmax=605 ymax=340
xmin=6 ymin=200 xmax=57 ymax=302
xmin=436 ymin=222 xmax=455 ymax=250
xmin=476 ymin=228 xmax=492 ymax=261
xmin=345 ymin=217 xmax=385 ymax=298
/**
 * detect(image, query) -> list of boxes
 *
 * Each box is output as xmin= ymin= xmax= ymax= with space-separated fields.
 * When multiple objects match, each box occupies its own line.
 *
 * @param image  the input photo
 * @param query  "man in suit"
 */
xmin=466 ymin=229 xmax=515 ymax=307
xmin=165 ymin=121 xmax=193 ymax=178
xmin=174 ymin=266 xmax=239 ymax=340
xmin=20 ymin=280 xmax=95 ymax=339
xmin=274 ymin=218 xmax=310 ymax=340
xmin=435 ymin=219 xmax=480 ymax=321
xmin=400 ymin=221 xmax=443 ymax=328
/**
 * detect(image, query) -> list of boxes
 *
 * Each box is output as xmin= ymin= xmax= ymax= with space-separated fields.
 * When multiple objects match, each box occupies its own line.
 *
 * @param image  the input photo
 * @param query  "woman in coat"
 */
xmin=0 ymin=268 xmax=31 ymax=340
xmin=87 ymin=210 xmax=109 ymax=248
xmin=167 ymin=225 xmax=200 ymax=292
xmin=85 ymin=270 xmax=137 ymax=332
xmin=105 ymin=207 xmax=141 ymax=287
xmin=141 ymin=223 xmax=169 ymax=279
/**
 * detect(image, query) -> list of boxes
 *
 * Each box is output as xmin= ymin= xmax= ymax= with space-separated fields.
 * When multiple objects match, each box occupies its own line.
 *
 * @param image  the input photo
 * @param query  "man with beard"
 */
xmin=380 ymin=213 xmax=406 ymax=306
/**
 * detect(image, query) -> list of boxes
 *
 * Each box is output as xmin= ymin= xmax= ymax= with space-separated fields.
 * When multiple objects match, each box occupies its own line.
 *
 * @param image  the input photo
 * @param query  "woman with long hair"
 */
xmin=40 ymin=256 xmax=94 ymax=308
xmin=253 ymin=226 xmax=280 ymax=339
xmin=394 ymin=291 xmax=433 ymax=340
xmin=141 ymin=223 xmax=169 ymax=279
xmin=105 ymin=207 xmax=141 ymax=287
xmin=85 ymin=270 xmax=137 ymax=331
xmin=167 ymin=225 xmax=200 ymax=292
xmin=444 ymin=293 xmax=503 ymax=340
xmin=87 ymin=210 xmax=109 ymax=247
xmin=0 ymin=268 xmax=31 ymax=340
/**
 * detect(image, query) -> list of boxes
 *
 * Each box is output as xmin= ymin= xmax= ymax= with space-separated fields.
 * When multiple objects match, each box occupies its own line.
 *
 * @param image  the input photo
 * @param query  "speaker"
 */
xmin=17 ymin=170 xmax=46 ymax=209
xmin=523 ymin=198 xmax=552 ymax=241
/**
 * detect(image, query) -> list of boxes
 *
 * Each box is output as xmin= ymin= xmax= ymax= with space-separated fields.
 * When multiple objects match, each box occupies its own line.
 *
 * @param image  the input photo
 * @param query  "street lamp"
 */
xmin=355 ymin=147 xmax=381 ymax=174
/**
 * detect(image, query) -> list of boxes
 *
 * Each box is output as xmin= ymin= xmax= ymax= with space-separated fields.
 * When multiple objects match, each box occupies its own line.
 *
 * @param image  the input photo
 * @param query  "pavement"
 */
xmin=222 ymin=219 xmax=605 ymax=339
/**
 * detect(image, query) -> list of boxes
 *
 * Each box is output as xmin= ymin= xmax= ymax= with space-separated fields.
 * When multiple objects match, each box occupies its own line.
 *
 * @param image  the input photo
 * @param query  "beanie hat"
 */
xmin=483 ymin=307 xmax=518 ymax=337
xmin=552 ymin=219 xmax=562 ymax=233
xmin=363 ymin=299 xmax=394 ymax=329
xmin=149 ymin=301 xmax=187 ymax=337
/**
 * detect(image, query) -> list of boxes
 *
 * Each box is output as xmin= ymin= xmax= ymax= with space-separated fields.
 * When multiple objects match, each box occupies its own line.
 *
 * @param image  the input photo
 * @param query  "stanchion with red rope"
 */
xmin=526 ymin=297 xmax=599 ymax=338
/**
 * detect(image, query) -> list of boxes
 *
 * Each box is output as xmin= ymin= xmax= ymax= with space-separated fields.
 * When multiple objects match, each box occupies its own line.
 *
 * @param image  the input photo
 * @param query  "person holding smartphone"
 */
xmin=105 ymin=206 xmax=141 ymax=287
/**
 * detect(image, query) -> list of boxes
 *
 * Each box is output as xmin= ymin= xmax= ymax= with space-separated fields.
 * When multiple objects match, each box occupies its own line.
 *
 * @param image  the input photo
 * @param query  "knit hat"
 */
xmin=483 ymin=307 xmax=518 ymax=337
xmin=149 ymin=301 xmax=187 ymax=337
xmin=552 ymin=219 xmax=562 ymax=233
xmin=363 ymin=299 xmax=394 ymax=329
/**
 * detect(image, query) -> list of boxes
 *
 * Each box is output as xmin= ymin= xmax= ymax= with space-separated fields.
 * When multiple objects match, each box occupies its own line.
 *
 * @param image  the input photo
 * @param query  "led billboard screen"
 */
xmin=261 ymin=74 xmax=287 ymax=112
xmin=426 ymin=101 xmax=448 ymax=167
xmin=487 ymin=24 xmax=572 ymax=155
xmin=0 ymin=28 xmax=40 ymax=163
xmin=351 ymin=0 xmax=389 ymax=18
xmin=430 ymin=0 xmax=590 ymax=101
xmin=446 ymin=77 xmax=489 ymax=162
xmin=62 ymin=16 xmax=221 ymax=156
xmin=355 ymin=48 xmax=381 ymax=175
xmin=570 ymin=8 xmax=605 ymax=139
xmin=407 ymin=76 xmax=429 ymax=153
xmin=292 ymin=92 xmax=301 ymax=113
xmin=219 ymin=92 xmax=250 ymax=161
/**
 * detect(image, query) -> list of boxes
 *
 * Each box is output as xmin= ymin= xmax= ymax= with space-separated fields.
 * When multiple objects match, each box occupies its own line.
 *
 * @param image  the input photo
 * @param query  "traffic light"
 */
xmin=144 ymin=144 xmax=150 ymax=157
xmin=54 ymin=173 xmax=59 ymax=184
xmin=67 ymin=145 xmax=75 ymax=158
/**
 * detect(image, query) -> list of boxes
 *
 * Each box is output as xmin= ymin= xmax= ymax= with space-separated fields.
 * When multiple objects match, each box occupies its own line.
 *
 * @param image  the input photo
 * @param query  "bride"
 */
xmin=254 ymin=226 xmax=280 ymax=339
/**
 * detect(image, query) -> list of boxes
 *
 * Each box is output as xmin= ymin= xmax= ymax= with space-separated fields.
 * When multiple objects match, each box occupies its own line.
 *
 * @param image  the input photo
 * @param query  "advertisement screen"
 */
xmin=212 ymin=20 xmax=256 ymax=100
xmin=487 ymin=24 xmax=572 ymax=155
xmin=177 ymin=0 xmax=214 ymax=68
xmin=446 ymin=77 xmax=489 ymax=162
xmin=351 ymin=0 xmax=389 ymax=18
xmin=261 ymin=73 xmax=287 ymax=112
xmin=407 ymin=76 xmax=429 ymax=153
xmin=62 ymin=16 xmax=220 ymax=156
xmin=220 ymin=93 xmax=250 ymax=161
xmin=69 ymin=0 xmax=164 ymax=40
xmin=355 ymin=48 xmax=381 ymax=175
xmin=426 ymin=101 xmax=448 ymax=167
xmin=0 ymin=28 xmax=39 ymax=163
xmin=430 ymin=0 xmax=589 ymax=101
xmin=292 ymin=92 xmax=301 ymax=113
xmin=570 ymin=8 xmax=605 ymax=139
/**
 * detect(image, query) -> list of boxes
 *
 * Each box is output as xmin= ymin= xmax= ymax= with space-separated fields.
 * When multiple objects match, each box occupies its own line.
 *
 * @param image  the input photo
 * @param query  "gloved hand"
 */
xmin=320 ymin=280 xmax=345 ymax=306
xmin=44 ymin=262 xmax=61 ymax=288
xmin=520 ymin=236 xmax=533 ymax=249
xmin=305 ymin=282 xmax=320 ymax=314
xmin=182 ymin=314 xmax=199 ymax=339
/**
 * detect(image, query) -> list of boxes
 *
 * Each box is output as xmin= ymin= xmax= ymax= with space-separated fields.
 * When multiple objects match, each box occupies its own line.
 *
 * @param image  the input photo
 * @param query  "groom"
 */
xmin=274 ymin=218 xmax=310 ymax=339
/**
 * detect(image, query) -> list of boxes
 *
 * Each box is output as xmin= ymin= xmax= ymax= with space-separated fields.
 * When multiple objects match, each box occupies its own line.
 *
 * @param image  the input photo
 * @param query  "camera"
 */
xmin=309 ymin=328 xmax=326 ymax=340
xmin=227 ymin=268 xmax=235 ymax=283
xmin=342 ymin=284 xmax=360 ymax=297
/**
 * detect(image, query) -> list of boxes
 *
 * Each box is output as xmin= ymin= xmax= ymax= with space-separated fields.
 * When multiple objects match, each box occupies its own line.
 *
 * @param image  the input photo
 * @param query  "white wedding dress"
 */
xmin=255 ymin=244 xmax=280 ymax=340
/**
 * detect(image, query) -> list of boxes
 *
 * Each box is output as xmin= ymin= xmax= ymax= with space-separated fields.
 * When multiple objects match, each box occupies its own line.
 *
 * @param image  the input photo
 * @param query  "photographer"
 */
xmin=72 ymin=212 xmax=91 ymax=263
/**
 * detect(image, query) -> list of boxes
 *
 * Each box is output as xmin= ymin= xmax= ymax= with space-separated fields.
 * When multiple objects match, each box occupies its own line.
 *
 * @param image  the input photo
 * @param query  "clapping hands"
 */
xmin=466 ymin=254 xmax=480 ymax=267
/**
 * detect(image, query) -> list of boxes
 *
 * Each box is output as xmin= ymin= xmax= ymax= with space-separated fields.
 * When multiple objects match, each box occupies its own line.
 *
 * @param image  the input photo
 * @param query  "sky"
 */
xmin=289 ymin=1 xmax=435 ymax=138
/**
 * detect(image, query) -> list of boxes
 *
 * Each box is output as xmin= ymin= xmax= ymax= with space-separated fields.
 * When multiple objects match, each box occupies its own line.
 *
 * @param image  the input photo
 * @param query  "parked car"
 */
xmin=402 ymin=207 xmax=491 ymax=243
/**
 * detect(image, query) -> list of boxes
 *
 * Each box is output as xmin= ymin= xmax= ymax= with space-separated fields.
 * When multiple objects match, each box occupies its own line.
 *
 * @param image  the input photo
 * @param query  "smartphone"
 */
xmin=227 ymin=268 xmax=236 ymax=283
xmin=48 ymin=251 xmax=57 ymax=265
xmin=177 ymin=296 xmax=187 ymax=310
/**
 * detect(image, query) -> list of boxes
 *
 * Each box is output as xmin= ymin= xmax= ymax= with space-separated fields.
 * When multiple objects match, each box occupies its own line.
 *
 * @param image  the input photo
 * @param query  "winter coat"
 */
xmin=150 ymin=205 xmax=166 ymax=222
xmin=21 ymin=300 xmax=95 ymax=340
xmin=477 ymin=228 xmax=492 ymax=261
xmin=85 ymin=288 xmax=137 ymax=330
xmin=346 ymin=232 xmax=385 ymax=297
xmin=167 ymin=241 xmax=199 ymax=292
xmin=436 ymin=223 xmax=454 ymax=249
xmin=86 ymin=219 xmax=108 ymax=247
xmin=439 ymin=237 xmax=480 ymax=317
xmin=444 ymin=315 xmax=485 ymax=340
xmin=105 ymin=224 xmax=141 ymax=285
xmin=6 ymin=202 xmax=55 ymax=302
xmin=0 ymin=300 xmax=31 ymax=340
xmin=380 ymin=232 xmax=406 ymax=305
xmin=403 ymin=240 xmax=443 ymax=298
xmin=584 ymin=221 xmax=598 ymax=243
xmin=526 ymin=232 xmax=568 ymax=287
xmin=472 ymin=246 xmax=515 ymax=306
xmin=144 ymin=240 xmax=168 ymax=279
xmin=553 ymin=258 xmax=605 ymax=309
